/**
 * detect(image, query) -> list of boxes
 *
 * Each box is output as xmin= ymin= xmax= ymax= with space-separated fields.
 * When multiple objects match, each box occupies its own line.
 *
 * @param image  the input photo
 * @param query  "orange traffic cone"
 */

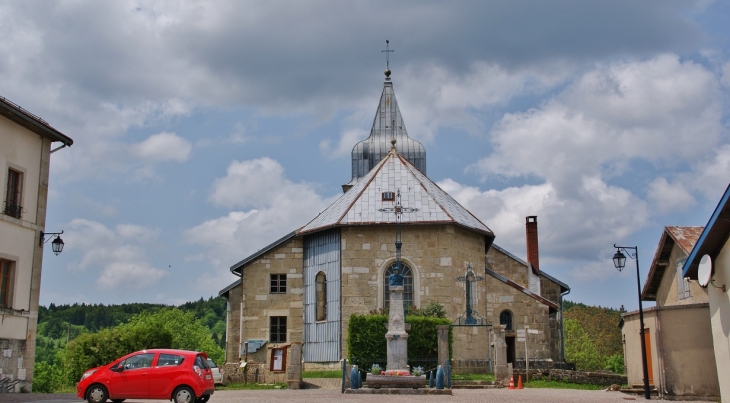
xmin=517 ymin=375 xmax=524 ymax=389
xmin=508 ymin=375 xmax=515 ymax=389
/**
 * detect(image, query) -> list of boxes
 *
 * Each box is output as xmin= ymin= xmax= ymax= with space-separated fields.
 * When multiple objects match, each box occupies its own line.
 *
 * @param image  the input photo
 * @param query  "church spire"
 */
xmin=342 ymin=43 xmax=426 ymax=193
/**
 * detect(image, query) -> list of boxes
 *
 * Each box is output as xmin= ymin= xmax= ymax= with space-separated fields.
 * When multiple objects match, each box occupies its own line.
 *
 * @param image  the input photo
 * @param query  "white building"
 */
xmin=682 ymin=183 xmax=730 ymax=402
xmin=0 ymin=96 xmax=72 ymax=392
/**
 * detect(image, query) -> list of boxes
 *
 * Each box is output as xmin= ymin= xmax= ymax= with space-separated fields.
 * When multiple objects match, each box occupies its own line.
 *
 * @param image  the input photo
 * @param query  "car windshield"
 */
xmin=206 ymin=359 xmax=218 ymax=368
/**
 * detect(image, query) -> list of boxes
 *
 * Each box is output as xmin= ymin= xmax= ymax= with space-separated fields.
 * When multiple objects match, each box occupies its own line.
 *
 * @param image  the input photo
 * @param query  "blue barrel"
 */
xmin=436 ymin=365 xmax=445 ymax=389
xmin=350 ymin=365 xmax=360 ymax=389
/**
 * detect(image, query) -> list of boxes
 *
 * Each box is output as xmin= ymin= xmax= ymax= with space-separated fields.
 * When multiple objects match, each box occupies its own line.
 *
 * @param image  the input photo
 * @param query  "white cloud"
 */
xmin=469 ymin=54 xmax=722 ymax=192
xmin=647 ymin=177 xmax=696 ymax=214
xmin=320 ymin=128 xmax=367 ymax=159
xmin=63 ymin=219 xmax=167 ymax=289
xmin=690 ymin=144 xmax=730 ymax=200
xmin=186 ymin=157 xmax=338 ymax=287
xmin=397 ymin=62 xmax=571 ymax=142
xmin=134 ymin=132 xmax=192 ymax=162
xmin=440 ymin=177 xmax=647 ymax=263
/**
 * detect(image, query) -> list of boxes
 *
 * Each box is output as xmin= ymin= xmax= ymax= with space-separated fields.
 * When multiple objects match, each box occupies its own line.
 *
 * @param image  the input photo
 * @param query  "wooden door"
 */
xmin=643 ymin=329 xmax=654 ymax=385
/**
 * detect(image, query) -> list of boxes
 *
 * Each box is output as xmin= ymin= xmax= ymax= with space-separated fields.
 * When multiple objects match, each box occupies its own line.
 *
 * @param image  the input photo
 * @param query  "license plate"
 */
xmin=206 ymin=375 xmax=212 ymax=379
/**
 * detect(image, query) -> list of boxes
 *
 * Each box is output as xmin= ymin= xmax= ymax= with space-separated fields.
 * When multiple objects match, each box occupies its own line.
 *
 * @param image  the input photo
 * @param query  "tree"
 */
xmin=123 ymin=308 xmax=225 ymax=364
xmin=564 ymin=319 xmax=605 ymax=371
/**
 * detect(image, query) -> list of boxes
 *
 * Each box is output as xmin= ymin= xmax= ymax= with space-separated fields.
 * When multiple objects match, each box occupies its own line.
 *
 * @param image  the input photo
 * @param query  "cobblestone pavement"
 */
xmin=0 ymin=388 xmax=713 ymax=403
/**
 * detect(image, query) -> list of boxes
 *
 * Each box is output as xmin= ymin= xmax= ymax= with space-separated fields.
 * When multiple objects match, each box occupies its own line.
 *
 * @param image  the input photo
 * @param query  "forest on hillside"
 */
xmin=563 ymin=300 xmax=624 ymax=372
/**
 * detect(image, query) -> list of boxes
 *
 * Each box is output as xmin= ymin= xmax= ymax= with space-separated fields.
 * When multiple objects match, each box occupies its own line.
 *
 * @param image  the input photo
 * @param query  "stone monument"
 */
xmin=385 ymin=278 xmax=409 ymax=372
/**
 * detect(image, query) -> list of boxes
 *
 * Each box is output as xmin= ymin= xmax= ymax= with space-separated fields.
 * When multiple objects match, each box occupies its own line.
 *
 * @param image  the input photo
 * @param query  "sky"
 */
xmin=4 ymin=1 xmax=729 ymax=311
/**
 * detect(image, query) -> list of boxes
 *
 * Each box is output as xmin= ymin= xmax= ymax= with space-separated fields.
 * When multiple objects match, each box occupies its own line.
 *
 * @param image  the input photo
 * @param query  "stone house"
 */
xmin=0 ymin=96 xmax=73 ymax=392
xmin=219 ymin=71 xmax=569 ymax=383
xmin=682 ymin=183 xmax=730 ymax=402
xmin=622 ymin=226 xmax=720 ymax=400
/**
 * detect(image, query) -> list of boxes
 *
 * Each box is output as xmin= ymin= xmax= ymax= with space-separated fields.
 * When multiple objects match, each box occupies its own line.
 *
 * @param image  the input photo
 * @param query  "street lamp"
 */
xmin=40 ymin=230 xmax=65 ymax=255
xmin=612 ymin=244 xmax=650 ymax=400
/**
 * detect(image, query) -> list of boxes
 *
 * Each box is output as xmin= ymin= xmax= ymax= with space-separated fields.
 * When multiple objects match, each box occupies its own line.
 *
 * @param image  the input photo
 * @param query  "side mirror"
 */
xmin=110 ymin=365 xmax=124 ymax=372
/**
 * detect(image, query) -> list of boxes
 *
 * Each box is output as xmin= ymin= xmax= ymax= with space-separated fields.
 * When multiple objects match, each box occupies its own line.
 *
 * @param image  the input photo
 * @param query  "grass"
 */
xmin=302 ymin=370 xmax=342 ymax=378
xmin=216 ymin=382 xmax=288 ymax=390
xmin=451 ymin=373 xmax=495 ymax=381
xmin=523 ymin=379 xmax=604 ymax=390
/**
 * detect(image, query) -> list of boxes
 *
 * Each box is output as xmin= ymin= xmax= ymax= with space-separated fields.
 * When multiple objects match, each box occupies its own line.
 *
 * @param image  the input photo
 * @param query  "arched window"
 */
xmin=500 ymin=310 xmax=513 ymax=331
xmin=316 ymin=272 xmax=327 ymax=321
xmin=383 ymin=263 xmax=413 ymax=308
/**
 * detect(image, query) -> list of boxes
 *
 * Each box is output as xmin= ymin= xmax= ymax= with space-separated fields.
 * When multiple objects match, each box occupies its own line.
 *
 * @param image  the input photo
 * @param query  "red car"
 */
xmin=76 ymin=349 xmax=215 ymax=403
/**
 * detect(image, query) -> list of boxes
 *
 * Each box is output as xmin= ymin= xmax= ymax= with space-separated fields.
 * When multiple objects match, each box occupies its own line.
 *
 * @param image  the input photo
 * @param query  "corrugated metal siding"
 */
xmin=303 ymin=229 xmax=341 ymax=362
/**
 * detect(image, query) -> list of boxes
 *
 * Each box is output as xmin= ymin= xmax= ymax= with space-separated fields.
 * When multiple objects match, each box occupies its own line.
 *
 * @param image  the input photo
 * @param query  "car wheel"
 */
xmin=196 ymin=396 xmax=210 ymax=403
xmin=173 ymin=386 xmax=196 ymax=403
xmin=86 ymin=384 xmax=109 ymax=403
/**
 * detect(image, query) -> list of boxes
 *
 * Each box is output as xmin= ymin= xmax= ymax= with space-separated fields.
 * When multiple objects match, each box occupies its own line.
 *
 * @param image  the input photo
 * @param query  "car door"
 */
xmin=108 ymin=353 xmax=154 ymax=398
xmin=148 ymin=353 xmax=187 ymax=398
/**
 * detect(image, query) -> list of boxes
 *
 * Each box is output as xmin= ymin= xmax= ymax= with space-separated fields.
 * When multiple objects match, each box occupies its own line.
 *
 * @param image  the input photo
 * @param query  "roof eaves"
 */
xmin=539 ymin=269 xmax=570 ymax=293
xmin=229 ymin=230 xmax=298 ymax=275
xmin=0 ymin=96 xmax=73 ymax=146
xmin=218 ymin=278 xmax=242 ymax=297
xmin=683 ymin=183 xmax=730 ymax=279
xmin=484 ymin=266 xmax=559 ymax=310
xmin=642 ymin=229 xmax=673 ymax=301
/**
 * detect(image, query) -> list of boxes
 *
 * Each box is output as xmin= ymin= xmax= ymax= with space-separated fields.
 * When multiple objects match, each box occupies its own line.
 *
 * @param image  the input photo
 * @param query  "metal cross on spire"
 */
xmin=455 ymin=263 xmax=487 ymax=326
xmin=378 ymin=188 xmax=418 ymax=286
xmin=382 ymin=39 xmax=394 ymax=80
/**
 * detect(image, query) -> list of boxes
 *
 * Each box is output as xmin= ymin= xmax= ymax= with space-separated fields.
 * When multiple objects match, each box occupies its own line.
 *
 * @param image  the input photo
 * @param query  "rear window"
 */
xmin=206 ymin=359 xmax=218 ymax=368
xmin=195 ymin=355 xmax=210 ymax=369
xmin=158 ymin=354 xmax=185 ymax=366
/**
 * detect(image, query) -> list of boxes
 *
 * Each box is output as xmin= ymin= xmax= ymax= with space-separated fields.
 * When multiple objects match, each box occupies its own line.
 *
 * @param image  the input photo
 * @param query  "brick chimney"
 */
xmin=526 ymin=216 xmax=539 ymax=274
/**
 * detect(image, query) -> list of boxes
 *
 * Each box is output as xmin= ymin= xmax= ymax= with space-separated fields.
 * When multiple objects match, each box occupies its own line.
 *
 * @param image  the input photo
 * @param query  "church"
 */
xmin=219 ymin=66 xmax=570 ymax=379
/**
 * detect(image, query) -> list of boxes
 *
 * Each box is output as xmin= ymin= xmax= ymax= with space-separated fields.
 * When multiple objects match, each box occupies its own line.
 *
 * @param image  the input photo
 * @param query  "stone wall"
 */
xmin=339 ymin=224 xmax=488 ymax=361
xmin=515 ymin=368 xmax=627 ymax=387
xmin=0 ymin=338 xmax=29 ymax=393
xmin=228 ymin=237 xmax=304 ymax=365
xmin=224 ymin=284 xmax=242 ymax=363
xmin=539 ymin=277 xmax=564 ymax=361
xmin=222 ymin=343 xmax=301 ymax=386
xmin=486 ymin=248 xmax=553 ymax=360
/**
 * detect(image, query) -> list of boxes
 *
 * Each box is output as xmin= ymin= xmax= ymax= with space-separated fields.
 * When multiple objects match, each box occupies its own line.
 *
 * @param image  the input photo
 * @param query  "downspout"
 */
xmin=655 ymin=310 xmax=668 ymax=398
xmin=560 ymin=287 xmax=571 ymax=363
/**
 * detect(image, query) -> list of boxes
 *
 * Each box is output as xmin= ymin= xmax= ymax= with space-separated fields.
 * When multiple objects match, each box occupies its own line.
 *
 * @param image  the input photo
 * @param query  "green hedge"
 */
xmin=347 ymin=313 xmax=452 ymax=364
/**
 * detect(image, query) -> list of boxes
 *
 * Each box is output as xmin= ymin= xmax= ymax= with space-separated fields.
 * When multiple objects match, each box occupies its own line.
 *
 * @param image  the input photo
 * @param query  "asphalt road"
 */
xmin=0 ymin=389 xmax=711 ymax=403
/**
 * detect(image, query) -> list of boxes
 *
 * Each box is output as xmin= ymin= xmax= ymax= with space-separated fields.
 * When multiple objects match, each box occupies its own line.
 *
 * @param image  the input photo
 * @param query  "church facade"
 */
xmin=219 ymin=70 xmax=569 ymax=378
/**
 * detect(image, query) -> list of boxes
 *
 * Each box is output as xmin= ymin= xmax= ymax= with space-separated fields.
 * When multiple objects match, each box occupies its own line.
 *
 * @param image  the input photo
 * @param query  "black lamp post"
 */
xmin=40 ymin=230 xmax=65 ymax=256
xmin=613 ymin=244 xmax=650 ymax=400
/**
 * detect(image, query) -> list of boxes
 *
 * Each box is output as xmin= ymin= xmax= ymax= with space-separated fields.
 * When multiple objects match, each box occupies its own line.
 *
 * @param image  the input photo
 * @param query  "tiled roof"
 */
xmin=643 ymin=226 xmax=704 ymax=301
xmin=300 ymin=146 xmax=494 ymax=236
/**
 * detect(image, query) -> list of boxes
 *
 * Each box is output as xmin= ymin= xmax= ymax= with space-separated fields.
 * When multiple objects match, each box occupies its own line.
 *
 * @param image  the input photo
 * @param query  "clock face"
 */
xmin=698 ymin=255 xmax=712 ymax=287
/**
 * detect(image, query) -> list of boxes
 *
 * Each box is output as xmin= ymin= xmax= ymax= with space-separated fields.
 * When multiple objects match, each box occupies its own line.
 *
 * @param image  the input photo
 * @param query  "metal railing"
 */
xmin=3 ymin=201 xmax=22 ymax=219
xmin=0 ymin=378 xmax=22 ymax=393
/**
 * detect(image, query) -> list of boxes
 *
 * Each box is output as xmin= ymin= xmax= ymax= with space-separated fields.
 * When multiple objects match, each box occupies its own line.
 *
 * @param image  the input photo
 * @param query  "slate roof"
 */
xmin=642 ymin=226 xmax=704 ymax=301
xmin=300 ymin=146 xmax=494 ymax=237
